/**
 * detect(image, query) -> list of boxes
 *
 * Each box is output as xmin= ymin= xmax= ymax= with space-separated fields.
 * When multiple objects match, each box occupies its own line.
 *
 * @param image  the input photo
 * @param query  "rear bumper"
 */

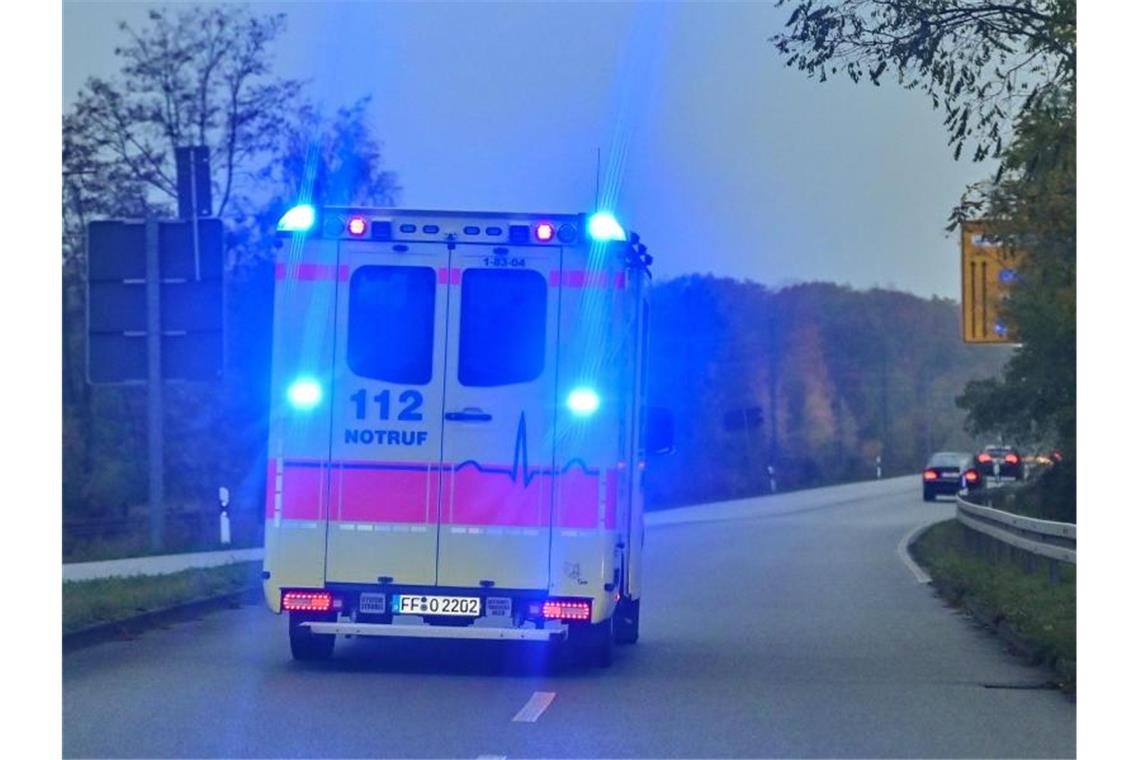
xmin=924 ymin=480 xmax=964 ymax=495
xmin=302 ymin=620 xmax=568 ymax=641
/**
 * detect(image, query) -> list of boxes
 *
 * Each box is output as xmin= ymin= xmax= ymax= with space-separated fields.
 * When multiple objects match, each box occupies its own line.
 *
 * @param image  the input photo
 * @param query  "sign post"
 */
xmin=87 ymin=216 xmax=224 ymax=551
xmin=144 ymin=220 xmax=166 ymax=551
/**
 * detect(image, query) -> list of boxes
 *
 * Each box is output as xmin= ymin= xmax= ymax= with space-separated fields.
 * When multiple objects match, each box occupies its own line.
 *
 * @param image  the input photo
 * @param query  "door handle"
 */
xmin=445 ymin=408 xmax=492 ymax=422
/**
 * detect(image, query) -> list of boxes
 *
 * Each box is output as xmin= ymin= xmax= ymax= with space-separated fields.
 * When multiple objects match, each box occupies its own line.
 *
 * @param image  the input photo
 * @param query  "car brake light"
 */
xmin=922 ymin=469 xmax=938 ymax=481
xmin=1004 ymin=453 xmax=1019 ymax=464
xmin=542 ymin=599 xmax=591 ymax=621
xmin=964 ymin=469 xmax=980 ymax=483
xmin=977 ymin=453 xmax=992 ymax=463
xmin=282 ymin=590 xmax=333 ymax=612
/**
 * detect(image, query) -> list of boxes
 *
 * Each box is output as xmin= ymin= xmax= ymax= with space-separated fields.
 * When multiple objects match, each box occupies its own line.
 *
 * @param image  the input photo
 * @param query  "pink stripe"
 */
xmin=450 ymin=469 xmax=549 ymax=527
xmin=274 ymin=263 xmax=348 ymax=281
xmin=604 ymin=468 xmax=619 ymax=530
xmin=613 ymin=272 xmax=627 ymax=290
xmin=333 ymin=466 xmax=436 ymax=523
xmin=436 ymin=267 xmax=462 ymax=285
xmin=556 ymin=469 xmax=599 ymax=529
xmin=550 ymin=270 xmax=613 ymax=289
xmin=281 ymin=464 xmax=327 ymax=520
xmin=561 ymin=270 xmax=586 ymax=288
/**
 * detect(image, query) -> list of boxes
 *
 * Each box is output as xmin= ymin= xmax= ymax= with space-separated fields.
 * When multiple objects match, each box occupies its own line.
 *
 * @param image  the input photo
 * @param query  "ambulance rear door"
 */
xmin=435 ymin=243 xmax=561 ymax=590
xmin=324 ymin=238 xmax=450 ymax=586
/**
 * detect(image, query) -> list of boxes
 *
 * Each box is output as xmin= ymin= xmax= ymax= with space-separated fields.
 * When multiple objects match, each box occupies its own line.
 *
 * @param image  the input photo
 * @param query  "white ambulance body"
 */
xmin=263 ymin=205 xmax=667 ymax=666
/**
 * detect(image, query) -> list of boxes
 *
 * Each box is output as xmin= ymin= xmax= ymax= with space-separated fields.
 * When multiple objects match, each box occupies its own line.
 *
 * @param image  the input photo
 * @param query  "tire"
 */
xmin=568 ymin=618 xmax=613 ymax=668
xmin=592 ymin=617 xmax=614 ymax=668
xmin=289 ymin=613 xmax=335 ymax=661
xmin=613 ymin=597 xmax=640 ymax=645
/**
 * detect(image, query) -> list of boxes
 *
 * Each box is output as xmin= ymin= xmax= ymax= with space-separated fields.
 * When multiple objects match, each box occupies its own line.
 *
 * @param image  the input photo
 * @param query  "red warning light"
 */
xmin=282 ymin=590 xmax=333 ymax=612
xmin=535 ymin=222 xmax=555 ymax=242
xmin=347 ymin=216 xmax=367 ymax=236
xmin=542 ymin=599 xmax=591 ymax=621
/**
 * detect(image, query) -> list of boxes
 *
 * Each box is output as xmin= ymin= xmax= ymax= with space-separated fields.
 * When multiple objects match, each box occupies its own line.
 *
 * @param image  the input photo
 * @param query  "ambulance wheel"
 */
xmin=594 ymin=618 xmax=614 ymax=668
xmin=289 ymin=613 xmax=335 ymax=661
xmin=613 ymin=598 xmax=640 ymax=645
xmin=569 ymin=619 xmax=613 ymax=668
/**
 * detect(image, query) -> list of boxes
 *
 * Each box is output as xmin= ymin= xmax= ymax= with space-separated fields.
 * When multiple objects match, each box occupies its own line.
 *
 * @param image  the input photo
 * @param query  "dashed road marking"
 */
xmin=511 ymin=691 xmax=556 ymax=722
xmin=898 ymin=523 xmax=933 ymax=584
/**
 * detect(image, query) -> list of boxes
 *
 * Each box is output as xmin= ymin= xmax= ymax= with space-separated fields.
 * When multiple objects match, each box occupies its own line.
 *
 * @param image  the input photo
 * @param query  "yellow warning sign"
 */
xmin=961 ymin=221 xmax=1023 ymax=343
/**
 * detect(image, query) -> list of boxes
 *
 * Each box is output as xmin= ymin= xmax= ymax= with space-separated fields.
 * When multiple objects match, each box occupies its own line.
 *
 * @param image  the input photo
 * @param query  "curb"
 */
xmin=925 ymin=574 xmax=1075 ymax=697
xmin=62 ymin=585 xmax=263 ymax=653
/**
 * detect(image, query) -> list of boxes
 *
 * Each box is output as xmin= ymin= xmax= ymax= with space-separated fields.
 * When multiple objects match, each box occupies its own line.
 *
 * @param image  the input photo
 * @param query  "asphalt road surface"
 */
xmin=63 ymin=477 xmax=1076 ymax=758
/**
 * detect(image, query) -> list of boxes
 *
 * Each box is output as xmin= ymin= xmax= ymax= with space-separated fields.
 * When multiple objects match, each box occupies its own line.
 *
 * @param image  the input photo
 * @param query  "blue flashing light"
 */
xmin=994 ymin=322 xmax=1009 ymax=336
xmin=287 ymin=378 xmax=322 ymax=409
xmin=587 ymin=212 xmax=626 ymax=242
xmin=277 ymin=204 xmax=316 ymax=233
xmin=999 ymin=268 xmax=1018 ymax=283
xmin=567 ymin=386 xmax=600 ymax=417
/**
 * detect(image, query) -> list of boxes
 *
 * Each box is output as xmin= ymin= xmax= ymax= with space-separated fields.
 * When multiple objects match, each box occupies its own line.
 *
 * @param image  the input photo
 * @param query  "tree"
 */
xmin=956 ymin=89 xmax=1075 ymax=456
xmin=771 ymin=0 xmax=1075 ymax=161
xmin=63 ymin=4 xmax=400 ymax=521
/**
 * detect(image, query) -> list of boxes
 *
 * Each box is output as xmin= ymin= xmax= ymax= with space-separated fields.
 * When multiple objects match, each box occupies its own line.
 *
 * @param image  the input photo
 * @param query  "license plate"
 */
xmin=391 ymin=594 xmax=480 ymax=617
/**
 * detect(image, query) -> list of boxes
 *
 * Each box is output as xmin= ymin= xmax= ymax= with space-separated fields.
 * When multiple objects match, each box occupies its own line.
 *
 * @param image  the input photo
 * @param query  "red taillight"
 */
xmin=1004 ymin=453 xmax=1019 ymax=464
xmin=535 ymin=222 xmax=555 ymax=242
xmin=923 ymin=469 xmax=938 ymax=481
xmin=542 ymin=599 xmax=591 ymax=621
xmin=282 ymin=590 xmax=333 ymax=612
xmin=347 ymin=216 xmax=367 ymax=236
xmin=964 ymin=469 xmax=980 ymax=483
xmin=977 ymin=453 xmax=992 ymax=463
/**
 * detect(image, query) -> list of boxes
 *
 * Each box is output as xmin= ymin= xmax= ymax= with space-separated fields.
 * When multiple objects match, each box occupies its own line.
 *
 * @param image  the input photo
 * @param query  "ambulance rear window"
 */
xmin=459 ymin=269 xmax=546 ymax=386
xmin=347 ymin=265 xmax=435 ymax=384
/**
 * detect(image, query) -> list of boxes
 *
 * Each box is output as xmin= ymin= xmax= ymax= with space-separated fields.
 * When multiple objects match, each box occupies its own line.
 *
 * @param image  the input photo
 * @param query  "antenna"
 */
xmin=594 ymin=147 xmax=601 ymax=211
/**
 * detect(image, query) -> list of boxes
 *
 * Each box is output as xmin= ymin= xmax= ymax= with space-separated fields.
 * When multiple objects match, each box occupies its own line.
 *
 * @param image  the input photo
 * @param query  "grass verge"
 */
xmin=911 ymin=520 xmax=1076 ymax=694
xmin=63 ymin=561 xmax=262 ymax=635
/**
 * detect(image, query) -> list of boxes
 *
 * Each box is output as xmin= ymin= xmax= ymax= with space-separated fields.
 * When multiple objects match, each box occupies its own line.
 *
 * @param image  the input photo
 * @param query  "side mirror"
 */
xmin=645 ymin=406 xmax=674 ymax=455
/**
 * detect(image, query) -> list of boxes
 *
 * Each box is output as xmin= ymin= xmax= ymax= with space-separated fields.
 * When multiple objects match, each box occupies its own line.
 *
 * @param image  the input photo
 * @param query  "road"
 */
xmin=63 ymin=477 xmax=1075 ymax=758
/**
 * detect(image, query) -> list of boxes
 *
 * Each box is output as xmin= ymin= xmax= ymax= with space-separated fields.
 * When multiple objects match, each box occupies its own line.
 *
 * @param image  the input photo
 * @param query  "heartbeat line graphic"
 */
xmin=454 ymin=412 xmax=599 ymax=486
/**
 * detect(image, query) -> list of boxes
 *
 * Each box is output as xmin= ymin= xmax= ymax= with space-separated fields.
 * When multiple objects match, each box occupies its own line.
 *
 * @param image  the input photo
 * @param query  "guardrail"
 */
xmin=956 ymin=492 xmax=1076 ymax=584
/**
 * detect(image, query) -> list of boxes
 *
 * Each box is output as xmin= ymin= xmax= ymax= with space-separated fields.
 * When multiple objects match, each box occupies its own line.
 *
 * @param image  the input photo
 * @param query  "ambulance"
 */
xmin=262 ymin=204 xmax=671 ymax=667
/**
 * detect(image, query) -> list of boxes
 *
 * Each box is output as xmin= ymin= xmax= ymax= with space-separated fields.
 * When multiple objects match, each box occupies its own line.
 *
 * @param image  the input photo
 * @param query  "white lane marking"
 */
xmin=897 ymin=523 xmax=933 ymax=584
xmin=476 ymin=755 xmax=507 ymax=759
xmin=511 ymin=691 xmax=556 ymax=722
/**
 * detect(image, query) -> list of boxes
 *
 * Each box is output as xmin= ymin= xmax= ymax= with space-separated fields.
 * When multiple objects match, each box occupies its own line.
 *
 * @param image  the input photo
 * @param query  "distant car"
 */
xmin=975 ymin=445 xmax=1025 ymax=481
xmin=922 ymin=452 xmax=982 ymax=501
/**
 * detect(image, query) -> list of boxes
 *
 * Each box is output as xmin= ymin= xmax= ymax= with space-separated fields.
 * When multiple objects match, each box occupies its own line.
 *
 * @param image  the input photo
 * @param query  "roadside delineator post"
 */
xmin=218 ymin=486 xmax=231 ymax=546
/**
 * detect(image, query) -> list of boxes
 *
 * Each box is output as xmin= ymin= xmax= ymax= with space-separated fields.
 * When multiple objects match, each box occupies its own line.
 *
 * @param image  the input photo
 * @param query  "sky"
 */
xmin=62 ymin=0 xmax=996 ymax=300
